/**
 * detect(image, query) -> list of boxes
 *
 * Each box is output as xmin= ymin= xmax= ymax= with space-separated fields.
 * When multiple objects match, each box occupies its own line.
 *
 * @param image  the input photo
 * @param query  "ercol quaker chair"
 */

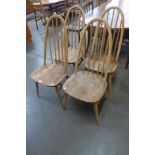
xmin=31 ymin=0 xmax=53 ymax=30
xmin=82 ymin=0 xmax=94 ymax=15
xmin=31 ymin=14 xmax=69 ymax=107
xmin=101 ymin=6 xmax=124 ymax=95
xmin=83 ymin=6 xmax=124 ymax=96
xmin=62 ymin=18 xmax=112 ymax=124
xmin=64 ymin=5 xmax=85 ymax=70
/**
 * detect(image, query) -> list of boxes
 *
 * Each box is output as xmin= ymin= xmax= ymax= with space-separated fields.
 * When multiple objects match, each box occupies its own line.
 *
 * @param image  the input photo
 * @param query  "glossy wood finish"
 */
xmin=85 ymin=0 xmax=129 ymax=29
xmin=63 ymin=18 xmax=113 ymax=124
xmin=31 ymin=14 xmax=68 ymax=107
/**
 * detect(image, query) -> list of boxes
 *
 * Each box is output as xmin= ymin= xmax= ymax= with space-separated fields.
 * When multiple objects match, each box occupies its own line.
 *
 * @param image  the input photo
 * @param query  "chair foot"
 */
xmin=35 ymin=82 xmax=39 ymax=96
xmin=93 ymin=102 xmax=100 ymax=125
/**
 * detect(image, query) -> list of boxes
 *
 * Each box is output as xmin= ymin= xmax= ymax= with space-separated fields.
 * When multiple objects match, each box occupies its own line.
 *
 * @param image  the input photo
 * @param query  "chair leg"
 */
xmin=55 ymin=86 xmax=63 ymax=108
xmin=125 ymin=52 xmax=129 ymax=69
xmin=78 ymin=31 xmax=80 ymax=43
xmin=35 ymin=18 xmax=38 ymax=30
xmin=35 ymin=82 xmax=39 ymax=96
xmin=93 ymin=102 xmax=100 ymax=125
xmin=72 ymin=63 xmax=75 ymax=72
xmin=108 ymin=74 xmax=112 ymax=96
xmin=63 ymin=93 xmax=68 ymax=110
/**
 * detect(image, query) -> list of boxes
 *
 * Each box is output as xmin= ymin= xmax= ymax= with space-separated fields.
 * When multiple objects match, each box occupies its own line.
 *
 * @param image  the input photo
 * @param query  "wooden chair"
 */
xmin=82 ymin=0 xmax=94 ymax=16
xmin=31 ymin=0 xmax=53 ymax=30
xmin=31 ymin=14 xmax=69 ymax=108
xmin=101 ymin=6 xmax=124 ymax=95
xmin=83 ymin=6 xmax=124 ymax=96
xmin=62 ymin=18 xmax=112 ymax=124
xmin=64 ymin=5 xmax=85 ymax=70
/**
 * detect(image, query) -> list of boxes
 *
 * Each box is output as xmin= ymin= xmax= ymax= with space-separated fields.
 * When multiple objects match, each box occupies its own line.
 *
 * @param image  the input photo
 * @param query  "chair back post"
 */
xmin=102 ymin=6 xmax=125 ymax=63
xmin=43 ymin=14 xmax=68 ymax=73
xmin=75 ymin=18 xmax=113 ymax=81
xmin=65 ymin=5 xmax=85 ymax=49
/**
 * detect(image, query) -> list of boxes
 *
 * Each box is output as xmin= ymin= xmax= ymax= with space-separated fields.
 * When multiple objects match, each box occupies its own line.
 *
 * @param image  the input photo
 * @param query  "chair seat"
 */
xmin=31 ymin=63 xmax=68 ymax=86
xmin=63 ymin=71 xmax=107 ymax=103
xmin=54 ymin=47 xmax=81 ymax=64
xmin=83 ymin=55 xmax=118 ymax=73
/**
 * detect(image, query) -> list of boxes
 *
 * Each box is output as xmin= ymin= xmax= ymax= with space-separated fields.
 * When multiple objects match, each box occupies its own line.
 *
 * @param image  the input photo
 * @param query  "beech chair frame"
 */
xmin=31 ymin=14 xmax=69 ymax=108
xmin=63 ymin=18 xmax=112 ymax=124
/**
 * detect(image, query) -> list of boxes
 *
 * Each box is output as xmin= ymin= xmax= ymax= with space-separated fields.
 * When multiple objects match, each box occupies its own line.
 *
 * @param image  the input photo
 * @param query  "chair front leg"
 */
xmin=63 ymin=93 xmax=68 ymax=110
xmin=34 ymin=17 xmax=39 ymax=30
xmin=55 ymin=85 xmax=63 ymax=108
xmin=93 ymin=101 xmax=100 ymax=125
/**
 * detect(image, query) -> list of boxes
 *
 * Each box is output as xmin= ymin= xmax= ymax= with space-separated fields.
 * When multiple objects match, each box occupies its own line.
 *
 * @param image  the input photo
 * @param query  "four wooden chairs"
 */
xmin=30 ymin=4 xmax=125 ymax=124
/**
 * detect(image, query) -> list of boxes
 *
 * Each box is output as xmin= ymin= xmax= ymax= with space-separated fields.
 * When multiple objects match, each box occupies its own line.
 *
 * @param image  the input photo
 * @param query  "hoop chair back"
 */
xmin=75 ymin=18 xmax=112 ymax=80
xmin=102 ymin=6 xmax=124 ymax=62
xmin=44 ymin=14 xmax=68 ymax=72
xmin=65 ymin=5 xmax=85 ymax=49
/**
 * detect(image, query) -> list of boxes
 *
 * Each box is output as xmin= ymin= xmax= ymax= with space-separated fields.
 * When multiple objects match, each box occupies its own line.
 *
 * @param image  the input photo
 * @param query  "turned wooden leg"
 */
xmin=35 ymin=18 xmax=38 ymax=30
xmin=78 ymin=31 xmax=80 ymax=43
xmin=104 ymin=89 xmax=109 ymax=99
xmin=93 ymin=102 xmax=100 ymax=125
xmin=108 ymin=74 xmax=112 ymax=97
xmin=72 ymin=63 xmax=75 ymax=72
xmin=35 ymin=82 xmax=39 ymax=96
xmin=55 ymin=86 xmax=63 ymax=108
xmin=63 ymin=93 xmax=68 ymax=110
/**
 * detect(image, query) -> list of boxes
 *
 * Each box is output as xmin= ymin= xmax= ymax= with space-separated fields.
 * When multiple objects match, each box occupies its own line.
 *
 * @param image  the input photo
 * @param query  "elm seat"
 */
xmin=63 ymin=71 xmax=107 ymax=103
xmin=31 ymin=64 xmax=68 ymax=87
xmin=83 ymin=55 xmax=118 ymax=73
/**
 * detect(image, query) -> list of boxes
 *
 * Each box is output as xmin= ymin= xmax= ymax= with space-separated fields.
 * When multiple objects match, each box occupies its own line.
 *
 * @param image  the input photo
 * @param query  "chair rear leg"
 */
xmin=63 ymin=93 xmax=68 ymax=110
xmin=35 ymin=18 xmax=38 ymax=30
xmin=93 ymin=101 xmax=100 ymax=125
xmin=35 ymin=82 xmax=39 ymax=96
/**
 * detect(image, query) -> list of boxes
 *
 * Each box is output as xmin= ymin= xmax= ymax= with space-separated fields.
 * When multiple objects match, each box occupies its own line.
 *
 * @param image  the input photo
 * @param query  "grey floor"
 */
xmin=26 ymin=15 xmax=129 ymax=155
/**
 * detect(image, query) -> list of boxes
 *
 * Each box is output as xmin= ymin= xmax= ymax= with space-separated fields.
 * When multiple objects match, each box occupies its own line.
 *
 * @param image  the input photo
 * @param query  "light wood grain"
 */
xmin=31 ymin=64 xmax=68 ymax=86
xmin=63 ymin=18 xmax=112 ymax=124
xmin=63 ymin=71 xmax=107 ymax=103
xmin=31 ymin=14 xmax=68 ymax=108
